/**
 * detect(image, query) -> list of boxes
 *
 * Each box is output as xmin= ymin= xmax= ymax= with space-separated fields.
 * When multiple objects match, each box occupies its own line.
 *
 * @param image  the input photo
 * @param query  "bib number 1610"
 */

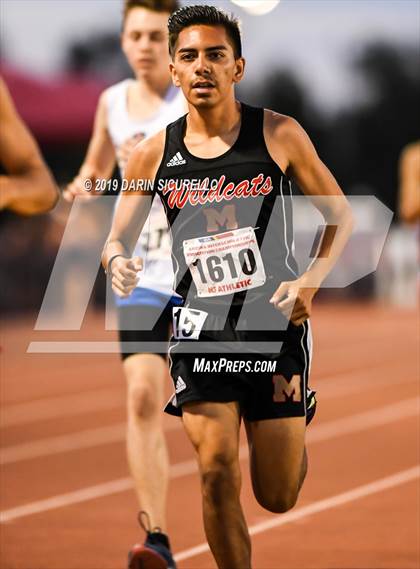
xmin=193 ymin=248 xmax=257 ymax=284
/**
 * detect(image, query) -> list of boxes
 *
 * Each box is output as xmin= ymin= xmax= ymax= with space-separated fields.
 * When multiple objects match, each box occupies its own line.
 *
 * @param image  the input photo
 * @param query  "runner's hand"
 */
xmin=63 ymin=172 xmax=100 ymax=203
xmin=110 ymin=255 xmax=143 ymax=298
xmin=270 ymin=278 xmax=318 ymax=326
xmin=116 ymin=133 xmax=144 ymax=172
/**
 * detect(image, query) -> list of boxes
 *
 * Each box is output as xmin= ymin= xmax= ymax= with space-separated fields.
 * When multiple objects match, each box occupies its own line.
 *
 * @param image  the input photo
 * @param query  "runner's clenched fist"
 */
xmin=109 ymin=255 xmax=142 ymax=298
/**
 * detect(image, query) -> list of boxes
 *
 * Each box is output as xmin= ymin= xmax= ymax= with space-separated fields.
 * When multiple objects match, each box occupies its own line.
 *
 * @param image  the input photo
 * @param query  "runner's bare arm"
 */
xmin=101 ymin=130 xmax=165 ymax=297
xmin=0 ymin=78 xmax=58 ymax=214
xmin=265 ymin=111 xmax=354 ymax=289
xmin=264 ymin=111 xmax=354 ymax=324
xmin=399 ymin=141 xmax=420 ymax=224
xmin=63 ymin=91 xmax=116 ymax=202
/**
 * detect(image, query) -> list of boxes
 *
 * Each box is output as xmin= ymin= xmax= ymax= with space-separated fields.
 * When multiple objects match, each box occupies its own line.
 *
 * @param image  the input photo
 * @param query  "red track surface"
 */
xmin=0 ymin=302 xmax=419 ymax=569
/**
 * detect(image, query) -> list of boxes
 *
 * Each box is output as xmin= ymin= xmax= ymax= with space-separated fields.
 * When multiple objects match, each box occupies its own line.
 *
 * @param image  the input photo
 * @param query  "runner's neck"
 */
xmin=186 ymin=99 xmax=241 ymax=141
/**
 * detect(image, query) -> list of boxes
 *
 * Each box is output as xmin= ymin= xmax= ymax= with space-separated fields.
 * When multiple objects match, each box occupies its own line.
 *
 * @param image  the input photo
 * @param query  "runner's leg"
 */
xmin=182 ymin=401 xmax=252 ymax=569
xmin=125 ymin=353 xmax=169 ymax=531
xmin=245 ymin=416 xmax=307 ymax=513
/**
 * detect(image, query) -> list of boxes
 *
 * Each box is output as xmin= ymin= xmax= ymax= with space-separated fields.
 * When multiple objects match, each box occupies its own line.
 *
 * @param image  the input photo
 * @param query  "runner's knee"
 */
xmin=200 ymin=450 xmax=241 ymax=501
xmin=128 ymin=381 xmax=160 ymax=420
xmin=255 ymin=485 xmax=299 ymax=514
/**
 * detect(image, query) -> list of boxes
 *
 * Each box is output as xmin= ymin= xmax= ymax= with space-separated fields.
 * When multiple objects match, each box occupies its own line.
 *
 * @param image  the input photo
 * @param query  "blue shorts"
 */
xmin=115 ymin=286 xmax=182 ymax=309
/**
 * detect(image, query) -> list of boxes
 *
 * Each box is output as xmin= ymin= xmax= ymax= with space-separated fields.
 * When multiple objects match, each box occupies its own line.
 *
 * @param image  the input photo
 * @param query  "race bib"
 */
xmin=173 ymin=307 xmax=208 ymax=340
xmin=183 ymin=227 xmax=266 ymax=298
xmin=139 ymin=199 xmax=171 ymax=260
xmin=139 ymin=227 xmax=171 ymax=260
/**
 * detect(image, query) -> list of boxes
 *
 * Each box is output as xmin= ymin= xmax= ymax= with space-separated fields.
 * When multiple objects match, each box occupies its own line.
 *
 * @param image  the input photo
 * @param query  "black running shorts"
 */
xmin=118 ymin=304 xmax=173 ymax=360
xmin=165 ymin=303 xmax=312 ymax=421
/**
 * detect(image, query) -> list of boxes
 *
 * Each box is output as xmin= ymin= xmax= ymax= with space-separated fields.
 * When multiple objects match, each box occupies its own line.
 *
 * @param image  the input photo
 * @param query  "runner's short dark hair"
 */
xmin=123 ymin=0 xmax=180 ymax=27
xmin=168 ymin=5 xmax=242 ymax=59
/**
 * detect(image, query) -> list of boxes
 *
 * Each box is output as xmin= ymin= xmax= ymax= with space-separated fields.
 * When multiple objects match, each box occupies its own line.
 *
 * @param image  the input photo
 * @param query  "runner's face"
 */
xmin=122 ymin=8 xmax=171 ymax=80
xmin=170 ymin=25 xmax=245 ymax=108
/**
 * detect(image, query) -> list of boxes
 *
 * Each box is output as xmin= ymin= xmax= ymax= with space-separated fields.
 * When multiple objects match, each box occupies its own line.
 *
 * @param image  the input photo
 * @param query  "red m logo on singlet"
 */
xmin=203 ymin=204 xmax=238 ymax=232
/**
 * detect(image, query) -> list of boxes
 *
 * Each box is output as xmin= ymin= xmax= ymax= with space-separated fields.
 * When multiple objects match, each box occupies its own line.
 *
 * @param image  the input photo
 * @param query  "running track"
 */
xmin=0 ymin=302 xmax=419 ymax=569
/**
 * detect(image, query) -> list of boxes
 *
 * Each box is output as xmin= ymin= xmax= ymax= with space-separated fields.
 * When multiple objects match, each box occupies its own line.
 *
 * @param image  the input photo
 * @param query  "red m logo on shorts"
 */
xmin=273 ymin=374 xmax=302 ymax=402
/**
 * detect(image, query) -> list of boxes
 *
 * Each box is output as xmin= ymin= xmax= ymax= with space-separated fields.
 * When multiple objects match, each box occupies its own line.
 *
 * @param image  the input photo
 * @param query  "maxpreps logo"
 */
xmin=158 ymin=174 xmax=273 ymax=209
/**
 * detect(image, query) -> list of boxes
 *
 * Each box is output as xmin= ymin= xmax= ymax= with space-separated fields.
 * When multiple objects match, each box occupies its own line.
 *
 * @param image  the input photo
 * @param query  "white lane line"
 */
xmin=0 ymin=420 xmax=183 ymax=465
xmin=0 ymin=456 xmax=194 ymax=524
xmin=0 ymin=398 xmax=418 ymax=523
xmin=1 ymin=394 xmax=418 ymax=466
xmin=0 ymin=478 xmax=133 ymax=524
xmin=0 ymin=388 xmax=124 ymax=428
xmin=174 ymin=465 xmax=420 ymax=563
xmin=0 ymin=424 xmax=126 ymax=465
xmin=307 ymin=397 xmax=419 ymax=443
xmin=0 ymin=449 xmax=249 ymax=525
xmin=315 ymin=362 xmax=417 ymax=400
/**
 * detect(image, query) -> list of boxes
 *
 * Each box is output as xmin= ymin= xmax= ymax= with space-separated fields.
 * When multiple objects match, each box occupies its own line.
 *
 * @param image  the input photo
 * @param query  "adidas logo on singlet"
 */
xmin=175 ymin=376 xmax=187 ymax=393
xmin=167 ymin=152 xmax=187 ymax=167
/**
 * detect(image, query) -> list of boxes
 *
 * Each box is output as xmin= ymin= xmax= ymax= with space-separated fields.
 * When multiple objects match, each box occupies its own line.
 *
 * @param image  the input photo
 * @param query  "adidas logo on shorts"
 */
xmin=167 ymin=152 xmax=187 ymax=167
xmin=175 ymin=376 xmax=187 ymax=393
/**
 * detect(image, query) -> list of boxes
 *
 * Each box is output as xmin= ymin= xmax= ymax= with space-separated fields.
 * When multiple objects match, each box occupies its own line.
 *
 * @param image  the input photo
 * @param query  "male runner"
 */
xmin=103 ymin=5 xmax=354 ymax=568
xmin=64 ymin=2 xmax=183 ymax=568
xmin=0 ymin=78 xmax=58 ymax=214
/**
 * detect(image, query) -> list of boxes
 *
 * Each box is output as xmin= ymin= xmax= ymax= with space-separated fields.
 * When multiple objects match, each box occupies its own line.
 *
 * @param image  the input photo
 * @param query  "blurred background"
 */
xmin=0 ymin=0 xmax=419 ymax=315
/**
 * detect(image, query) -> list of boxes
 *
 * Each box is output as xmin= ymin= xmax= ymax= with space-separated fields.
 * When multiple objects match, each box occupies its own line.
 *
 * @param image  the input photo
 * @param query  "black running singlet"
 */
xmin=152 ymin=103 xmax=299 ymax=306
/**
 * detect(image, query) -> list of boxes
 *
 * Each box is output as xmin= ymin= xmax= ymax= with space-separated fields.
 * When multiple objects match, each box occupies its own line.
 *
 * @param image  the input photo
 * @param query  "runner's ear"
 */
xmin=233 ymin=57 xmax=246 ymax=84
